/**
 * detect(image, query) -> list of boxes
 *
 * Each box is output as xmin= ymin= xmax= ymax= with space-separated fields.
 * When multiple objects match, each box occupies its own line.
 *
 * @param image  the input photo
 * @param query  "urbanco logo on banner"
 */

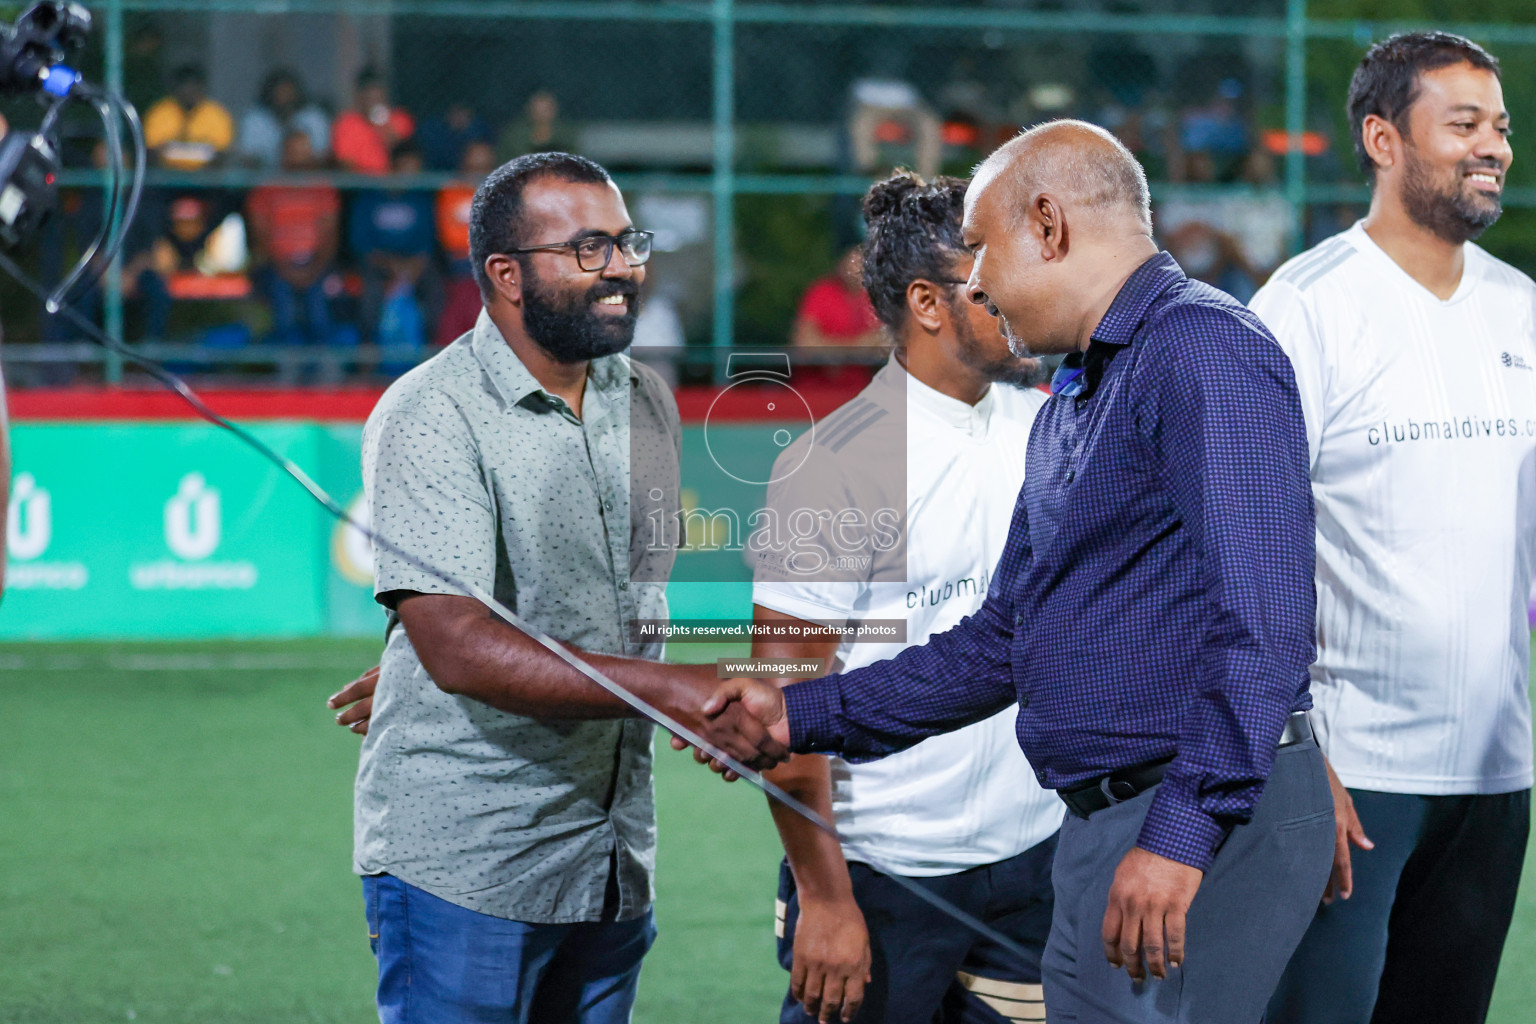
xmin=129 ymin=472 xmax=258 ymax=590
xmin=166 ymin=472 xmax=220 ymax=559
xmin=5 ymin=473 xmax=88 ymax=590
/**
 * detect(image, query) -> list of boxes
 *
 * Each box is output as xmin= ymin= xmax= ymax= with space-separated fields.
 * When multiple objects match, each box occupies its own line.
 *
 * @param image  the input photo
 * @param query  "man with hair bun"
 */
xmin=752 ymin=171 xmax=1062 ymax=1024
xmin=1255 ymin=32 xmax=1534 ymax=1024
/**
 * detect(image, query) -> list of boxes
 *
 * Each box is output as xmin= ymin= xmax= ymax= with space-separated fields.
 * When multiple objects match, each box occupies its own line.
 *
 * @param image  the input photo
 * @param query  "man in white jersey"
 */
xmin=1252 ymin=33 xmax=1533 ymax=1024
xmin=751 ymin=172 xmax=1063 ymax=1024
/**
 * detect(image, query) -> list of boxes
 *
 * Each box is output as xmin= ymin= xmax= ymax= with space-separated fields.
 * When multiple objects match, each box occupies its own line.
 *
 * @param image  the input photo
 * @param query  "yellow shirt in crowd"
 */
xmin=143 ymin=97 xmax=234 ymax=170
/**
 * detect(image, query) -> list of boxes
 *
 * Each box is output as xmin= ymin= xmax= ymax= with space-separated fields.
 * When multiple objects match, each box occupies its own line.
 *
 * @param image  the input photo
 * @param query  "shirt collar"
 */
xmin=469 ymin=308 xmax=636 ymax=412
xmin=883 ymin=354 xmax=995 ymax=434
xmin=1090 ymin=251 xmax=1186 ymax=347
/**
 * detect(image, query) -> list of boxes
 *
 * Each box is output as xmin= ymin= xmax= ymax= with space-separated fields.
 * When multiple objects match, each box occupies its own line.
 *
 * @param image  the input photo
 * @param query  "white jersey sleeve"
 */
xmin=1249 ymin=278 xmax=1328 ymax=469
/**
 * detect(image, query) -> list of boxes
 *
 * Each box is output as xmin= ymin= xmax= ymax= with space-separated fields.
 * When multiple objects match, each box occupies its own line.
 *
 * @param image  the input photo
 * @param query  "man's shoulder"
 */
xmin=767 ymin=385 xmax=901 ymax=498
xmin=1149 ymin=279 xmax=1277 ymax=352
xmin=619 ymin=355 xmax=682 ymax=428
xmin=1468 ymin=242 xmax=1536 ymax=295
xmin=1133 ymin=281 xmax=1302 ymax=397
xmin=367 ymin=340 xmax=483 ymax=429
xmin=811 ymin=380 xmax=903 ymax=461
xmin=1263 ymin=233 xmax=1364 ymax=297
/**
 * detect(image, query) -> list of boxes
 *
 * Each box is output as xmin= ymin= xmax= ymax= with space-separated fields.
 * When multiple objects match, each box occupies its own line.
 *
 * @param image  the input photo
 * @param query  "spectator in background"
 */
xmin=143 ymin=64 xmax=234 ymax=170
xmin=792 ymin=245 xmax=884 ymax=387
xmin=433 ymin=139 xmax=497 ymax=346
xmin=417 ymin=101 xmax=492 ymax=172
xmin=238 ymin=69 xmax=331 ymax=169
xmin=1228 ymin=147 xmax=1292 ymax=281
xmin=794 ymin=246 xmax=883 ymax=350
xmin=497 ymin=89 xmax=573 ymax=161
xmin=150 ymin=194 xmax=226 ymax=276
xmin=246 ymin=131 xmax=340 ymax=347
xmin=1156 ymin=144 xmax=1292 ymax=289
xmin=350 ymin=140 xmax=438 ymax=349
xmin=1178 ymin=77 xmax=1251 ymax=181
xmin=332 ymin=67 xmax=415 ymax=175
xmin=1163 ymin=219 xmax=1259 ymax=303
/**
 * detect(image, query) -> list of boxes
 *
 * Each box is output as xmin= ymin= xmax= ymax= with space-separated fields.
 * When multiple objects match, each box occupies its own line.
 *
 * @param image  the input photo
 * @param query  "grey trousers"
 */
xmin=1042 ymin=740 xmax=1334 ymax=1024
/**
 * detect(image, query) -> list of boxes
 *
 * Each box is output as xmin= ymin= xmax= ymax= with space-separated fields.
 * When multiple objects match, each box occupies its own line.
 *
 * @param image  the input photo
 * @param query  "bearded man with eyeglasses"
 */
xmin=350 ymin=151 xmax=788 ymax=1023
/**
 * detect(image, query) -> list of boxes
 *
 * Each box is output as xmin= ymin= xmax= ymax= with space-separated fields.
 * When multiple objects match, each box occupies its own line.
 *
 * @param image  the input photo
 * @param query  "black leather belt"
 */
xmin=1058 ymin=711 xmax=1315 ymax=820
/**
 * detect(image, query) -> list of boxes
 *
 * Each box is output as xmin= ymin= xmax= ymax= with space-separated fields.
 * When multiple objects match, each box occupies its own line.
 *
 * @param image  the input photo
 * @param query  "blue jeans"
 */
xmin=362 ymin=874 xmax=656 ymax=1024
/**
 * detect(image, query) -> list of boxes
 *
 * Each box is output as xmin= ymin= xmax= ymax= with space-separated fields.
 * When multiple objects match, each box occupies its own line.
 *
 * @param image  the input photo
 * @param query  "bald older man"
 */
xmin=705 ymin=121 xmax=1334 ymax=1023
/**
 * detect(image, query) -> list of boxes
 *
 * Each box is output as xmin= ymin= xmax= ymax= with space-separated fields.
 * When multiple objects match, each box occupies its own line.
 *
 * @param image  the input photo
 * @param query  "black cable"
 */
xmin=46 ymin=93 xmax=116 ymax=310
xmin=95 ymin=87 xmax=146 ymax=293
xmin=46 ymin=83 xmax=144 ymax=313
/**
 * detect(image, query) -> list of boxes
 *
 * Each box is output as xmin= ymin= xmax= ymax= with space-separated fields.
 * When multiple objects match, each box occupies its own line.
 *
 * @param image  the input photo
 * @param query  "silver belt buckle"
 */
xmin=1279 ymin=711 xmax=1314 ymax=747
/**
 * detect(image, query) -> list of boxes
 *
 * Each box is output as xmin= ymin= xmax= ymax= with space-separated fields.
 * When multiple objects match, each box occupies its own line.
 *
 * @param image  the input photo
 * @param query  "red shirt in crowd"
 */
xmin=797 ymin=276 xmax=881 ymax=340
xmin=332 ymin=108 xmax=416 ymax=175
xmin=246 ymin=182 xmax=340 ymax=264
xmin=435 ymin=182 xmax=476 ymax=264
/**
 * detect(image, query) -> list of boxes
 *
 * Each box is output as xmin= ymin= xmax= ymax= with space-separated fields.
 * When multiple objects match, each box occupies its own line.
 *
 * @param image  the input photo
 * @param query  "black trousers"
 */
xmin=1267 ymin=788 xmax=1531 ymax=1024
xmin=775 ymin=835 xmax=1058 ymax=1024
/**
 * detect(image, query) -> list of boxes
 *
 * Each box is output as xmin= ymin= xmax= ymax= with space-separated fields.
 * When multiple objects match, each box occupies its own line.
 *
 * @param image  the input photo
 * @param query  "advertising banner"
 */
xmin=2 ymin=423 xmax=328 ymax=639
xmin=318 ymin=424 xmax=381 ymax=639
xmin=1 ymin=420 xmax=799 ymax=640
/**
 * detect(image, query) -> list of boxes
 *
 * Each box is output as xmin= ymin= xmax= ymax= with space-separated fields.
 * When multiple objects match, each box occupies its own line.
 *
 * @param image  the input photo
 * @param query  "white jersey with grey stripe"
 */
xmin=753 ymin=357 xmax=1063 ymax=876
xmin=1249 ymin=221 xmax=1536 ymax=795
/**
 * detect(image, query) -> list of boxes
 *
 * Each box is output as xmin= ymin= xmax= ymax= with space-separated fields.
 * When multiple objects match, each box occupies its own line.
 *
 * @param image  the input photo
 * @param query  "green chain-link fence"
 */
xmin=1 ymin=0 xmax=1534 ymax=385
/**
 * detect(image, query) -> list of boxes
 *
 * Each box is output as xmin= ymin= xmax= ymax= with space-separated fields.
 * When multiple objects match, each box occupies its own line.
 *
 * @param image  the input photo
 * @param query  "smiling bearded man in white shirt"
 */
xmin=1251 ymin=32 xmax=1534 ymax=1024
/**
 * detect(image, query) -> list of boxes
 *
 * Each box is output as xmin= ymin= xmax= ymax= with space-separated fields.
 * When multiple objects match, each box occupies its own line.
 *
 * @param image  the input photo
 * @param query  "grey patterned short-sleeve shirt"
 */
xmin=353 ymin=310 xmax=680 ymax=924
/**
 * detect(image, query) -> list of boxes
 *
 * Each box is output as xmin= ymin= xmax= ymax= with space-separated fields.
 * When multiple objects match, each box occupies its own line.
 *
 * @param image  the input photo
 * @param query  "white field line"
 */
xmin=0 ymin=651 xmax=374 ymax=673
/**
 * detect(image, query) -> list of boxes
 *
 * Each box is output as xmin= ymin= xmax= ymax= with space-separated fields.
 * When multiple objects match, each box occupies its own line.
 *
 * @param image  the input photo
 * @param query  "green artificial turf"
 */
xmin=0 ymin=638 xmax=1532 ymax=1022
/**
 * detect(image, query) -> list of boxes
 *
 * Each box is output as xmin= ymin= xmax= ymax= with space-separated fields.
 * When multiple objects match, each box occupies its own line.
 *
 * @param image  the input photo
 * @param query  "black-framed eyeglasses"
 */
xmin=930 ymin=278 xmax=971 ymax=287
xmin=510 ymin=230 xmax=654 ymax=272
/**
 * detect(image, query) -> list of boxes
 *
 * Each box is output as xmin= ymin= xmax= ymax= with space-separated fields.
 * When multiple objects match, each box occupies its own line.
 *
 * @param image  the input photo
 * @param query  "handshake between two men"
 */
xmin=326 ymin=593 xmax=795 ymax=775
xmin=669 ymin=675 xmax=797 ymax=780
xmin=328 ymin=649 xmax=794 ymax=780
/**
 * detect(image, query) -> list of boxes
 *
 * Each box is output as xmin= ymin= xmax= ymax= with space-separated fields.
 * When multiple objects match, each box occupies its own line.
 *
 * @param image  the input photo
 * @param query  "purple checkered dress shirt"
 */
xmin=783 ymin=252 xmax=1317 ymax=870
